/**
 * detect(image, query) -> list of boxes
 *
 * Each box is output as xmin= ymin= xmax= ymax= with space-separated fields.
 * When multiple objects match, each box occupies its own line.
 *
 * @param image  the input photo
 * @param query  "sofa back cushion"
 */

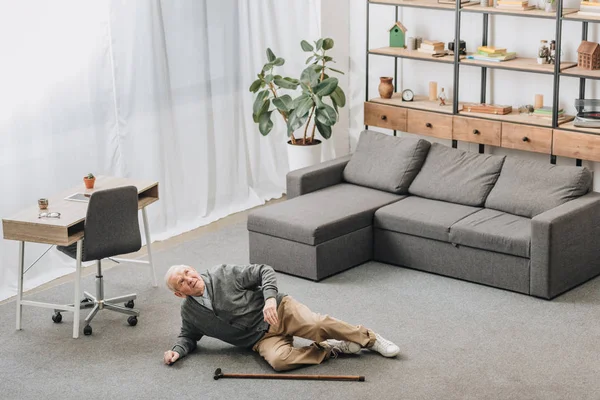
xmin=408 ymin=143 xmax=505 ymax=207
xmin=343 ymin=130 xmax=431 ymax=194
xmin=485 ymin=158 xmax=592 ymax=218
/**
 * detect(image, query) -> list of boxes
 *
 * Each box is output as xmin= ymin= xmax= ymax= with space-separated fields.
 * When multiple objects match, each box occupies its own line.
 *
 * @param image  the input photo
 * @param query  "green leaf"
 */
xmin=273 ymin=58 xmax=285 ymax=66
xmin=323 ymin=56 xmax=333 ymax=62
xmin=249 ymin=79 xmax=261 ymax=93
xmin=316 ymin=38 xmax=324 ymax=51
xmin=262 ymin=63 xmax=273 ymax=72
xmin=315 ymin=120 xmax=332 ymax=139
xmin=315 ymin=103 xmax=337 ymax=126
xmin=252 ymin=90 xmax=269 ymax=118
xmin=328 ymin=67 xmax=345 ymax=75
xmin=300 ymin=82 xmax=311 ymax=94
xmin=323 ymin=38 xmax=334 ymax=50
xmin=300 ymin=40 xmax=314 ymax=52
xmin=266 ymin=48 xmax=276 ymax=63
xmin=300 ymin=65 xmax=319 ymax=87
xmin=305 ymin=55 xmax=314 ymax=64
xmin=258 ymin=111 xmax=274 ymax=136
xmin=313 ymin=77 xmax=338 ymax=96
xmin=287 ymin=108 xmax=309 ymax=134
xmin=272 ymin=94 xmax=293 ymax=113
xmin=274 ymin=75 xmax=282 ymax=80
xmin=330 ymin=86 xmax=346 ymax=108
xmin=273 ymin=78 xmax=299 ymax=90
xmin=264 ymin=74 xmax=274 ymax=84
xmin=293 ymin=94 xmax=314 ymax=118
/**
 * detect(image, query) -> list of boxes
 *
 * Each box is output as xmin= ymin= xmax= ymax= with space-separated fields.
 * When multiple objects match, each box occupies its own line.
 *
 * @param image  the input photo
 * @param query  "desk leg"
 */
xmin=141 ymin=207 xmax=157 ymax=287
xmin=16 ymin=241 xmax=24 ymax=330
xmin=73 ymin=240 xmax=82 ymax=339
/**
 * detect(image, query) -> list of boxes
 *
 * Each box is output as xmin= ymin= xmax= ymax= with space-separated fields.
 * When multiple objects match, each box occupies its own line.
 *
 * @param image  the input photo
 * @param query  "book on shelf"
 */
xmin=437 ymin=0 xmax=472 ymax=4
xmin=477 ymin=50 xmax=516 ymax=57
xmin=533 ymin=106 xmax=565 ymax=115
xmin=420 ymin=44 xmax=445 ymax=51
xmin=496 ymin=4 xmax=536 ymax=10
xmin=478 ymin=46 xmax=506 ymax=54
xmin=466 ymin=52 xmax=517 ymax=62
xmin=497 ymin=0 xmax=530 ymax=5
xmin=418 ymin=48 xmax=446 ymax=55
xmin=423 ymin=39 xmax=444 ymax=45
xmin=578 ymin=5 xmax=600 ymax=12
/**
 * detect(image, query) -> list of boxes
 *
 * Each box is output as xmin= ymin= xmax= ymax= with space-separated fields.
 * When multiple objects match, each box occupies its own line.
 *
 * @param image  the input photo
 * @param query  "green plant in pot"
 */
xmin=249 ymin=38 xmax=346 ymax=170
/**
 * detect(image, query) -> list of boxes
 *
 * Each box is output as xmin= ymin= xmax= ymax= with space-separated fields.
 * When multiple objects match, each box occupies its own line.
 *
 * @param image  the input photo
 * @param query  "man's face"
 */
xmin=170 ymin=266 xmax=204 ymax=298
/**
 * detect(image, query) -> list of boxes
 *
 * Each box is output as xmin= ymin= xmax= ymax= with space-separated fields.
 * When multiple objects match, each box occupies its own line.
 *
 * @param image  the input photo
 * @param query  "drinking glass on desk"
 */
xmin=38 ymin=212 xmax=61 ymax=219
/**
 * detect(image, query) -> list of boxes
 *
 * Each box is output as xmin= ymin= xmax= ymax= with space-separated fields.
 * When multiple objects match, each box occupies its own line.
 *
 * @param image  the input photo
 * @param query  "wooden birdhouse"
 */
xmin=577 ymin=40 xmax=600 ymax=70
xmin=389 ymin=22 xmax=407 ymax=48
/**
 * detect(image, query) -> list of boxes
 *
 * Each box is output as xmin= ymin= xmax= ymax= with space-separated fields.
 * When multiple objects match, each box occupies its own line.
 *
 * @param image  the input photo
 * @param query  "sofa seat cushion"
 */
xmin=408 ymin=143 xmax=505 ymax=207
xmin=374 ymin=196 xmax=481 ymax=242
xmin=449 ymin=209 xmax=531 ymax=257
xmin=485 ymin=158 xmax=593 ymax=218
xmin=247 ymin=183 xmax=404 ymax=246
xmin=343 ymin=130 xmax=431 ymax=194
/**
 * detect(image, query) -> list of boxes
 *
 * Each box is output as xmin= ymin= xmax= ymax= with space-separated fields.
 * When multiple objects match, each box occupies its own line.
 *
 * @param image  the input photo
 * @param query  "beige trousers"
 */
xmin=252 ymin=296 xmax=376 ymax=371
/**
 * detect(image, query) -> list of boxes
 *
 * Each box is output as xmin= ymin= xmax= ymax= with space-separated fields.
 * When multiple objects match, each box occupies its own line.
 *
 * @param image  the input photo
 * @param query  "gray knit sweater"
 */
xmin=172 ymin=264 xmax=286 ymax=358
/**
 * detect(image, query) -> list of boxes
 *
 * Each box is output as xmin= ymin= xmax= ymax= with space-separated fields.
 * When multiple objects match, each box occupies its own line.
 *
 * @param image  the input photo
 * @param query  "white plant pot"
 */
xmin=537 ymin=57 xmax=546 ymax=64
xmin=287 ymin=139 xmax=322 ymax=171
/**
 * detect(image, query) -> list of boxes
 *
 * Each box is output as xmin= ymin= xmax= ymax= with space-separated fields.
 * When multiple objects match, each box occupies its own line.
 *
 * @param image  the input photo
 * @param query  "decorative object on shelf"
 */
xmin=448 ymin=40 xmax=466 ymax=55
xmin=84 ymin=173 xmax=95 ymax=189
xmin=549 ymin=40 xmax=556 ymax=64
xmin=541 ymin=0 xmax=556 ymax=12
xmin=579 ymin=1 xmax=600 ymax=17
xmin=249 ymin=38 xmax=346 ymax=171
xmin=389 ymin=21 xmax=407 ymax=48
xmin=534 ymin=94 xmax=544 ymax=109
xmin=438 ymin=88 xmax=447 ymax=106
xmin=415 ymin=36 xmax=423 ymax=50
xmin=518 ymin=104 xmax=535 ymax=115
xmin=378 ymin=77 xmax=394 ymax=99
xmin=497 ymin=0 xmax=535 ymax=11
xmin=577 ymin=40 xmax=600 ymax=70
xmin=429 ymin=81 xmax=438 ymax=101
xmin=537 ymin=40 xmax=549 ymax=64
xmin=407 ymin=36 xmax=417 ymax=50
xmin=574 ymin=98 xmax=600 ymax=128
xmin=463 ymin=103 xmax=513 ymax=115
xmin=38 ymin=198 xmax=48 ymax=210
xmin=401 ymin=89 xmax=414 ymax=102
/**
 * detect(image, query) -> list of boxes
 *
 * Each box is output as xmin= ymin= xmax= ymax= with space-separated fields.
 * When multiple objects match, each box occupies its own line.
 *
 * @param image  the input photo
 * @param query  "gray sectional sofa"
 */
xmin=248 ymin=130 xmax=600 ymax=299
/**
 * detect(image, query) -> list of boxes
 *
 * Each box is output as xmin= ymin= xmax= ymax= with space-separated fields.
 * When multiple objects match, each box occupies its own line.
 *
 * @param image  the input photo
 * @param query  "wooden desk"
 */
xmin=2 ymin=176 xmax=159 ymax=338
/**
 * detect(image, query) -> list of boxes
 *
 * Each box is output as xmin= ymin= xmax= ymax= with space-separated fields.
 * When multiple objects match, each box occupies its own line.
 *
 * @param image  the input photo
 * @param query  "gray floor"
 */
xmin=2 ymin=220 xmax=600 ymax=400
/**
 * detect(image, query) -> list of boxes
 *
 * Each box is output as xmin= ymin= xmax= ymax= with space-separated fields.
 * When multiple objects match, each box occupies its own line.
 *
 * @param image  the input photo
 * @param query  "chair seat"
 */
xmin=374 ymin=196 xmax=481 ymax=242
xmin=449 ymin=208 xmax=531 ymax=257
xmin=247 ymin=183 xmax=404 ymax=245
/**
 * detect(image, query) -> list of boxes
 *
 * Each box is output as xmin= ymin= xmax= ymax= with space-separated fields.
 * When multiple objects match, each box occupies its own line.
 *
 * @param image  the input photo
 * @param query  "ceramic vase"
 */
xmin=378 ymin=77 xmax=394 ymax=99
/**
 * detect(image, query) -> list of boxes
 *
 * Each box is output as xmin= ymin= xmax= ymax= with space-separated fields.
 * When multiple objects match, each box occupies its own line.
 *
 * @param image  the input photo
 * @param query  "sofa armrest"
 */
xmin=286 ymin=155 xmax=352 ymax=199
xmin=531 ymin=191 xmax=600 ymax=299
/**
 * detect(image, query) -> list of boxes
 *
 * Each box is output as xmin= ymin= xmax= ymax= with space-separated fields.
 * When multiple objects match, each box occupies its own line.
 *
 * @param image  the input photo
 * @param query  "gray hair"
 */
xmin=164 ymin=265 xmax=187 ymax=292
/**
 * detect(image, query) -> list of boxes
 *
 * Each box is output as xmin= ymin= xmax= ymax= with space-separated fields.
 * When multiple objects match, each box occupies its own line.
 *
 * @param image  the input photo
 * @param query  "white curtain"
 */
xmin=0 ymin=0 xmax=321 ymax=302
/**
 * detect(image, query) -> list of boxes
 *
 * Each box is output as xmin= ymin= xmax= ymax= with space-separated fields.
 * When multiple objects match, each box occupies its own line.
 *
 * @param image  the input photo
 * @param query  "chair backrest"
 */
xmin=83 ymin=186 xmax=142 ymax=261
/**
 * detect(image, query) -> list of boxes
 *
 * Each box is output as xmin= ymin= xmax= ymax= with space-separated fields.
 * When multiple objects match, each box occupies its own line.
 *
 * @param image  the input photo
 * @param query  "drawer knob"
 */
xmin=522 ymin=136 xmax=529 ymax=142
xmin=473 ymin=129 xmax=480 ymax=135
xmin=425 ymin=122 xmax=432 ymax=128
xmin=381 ymin=115 xmax=387 ymax=121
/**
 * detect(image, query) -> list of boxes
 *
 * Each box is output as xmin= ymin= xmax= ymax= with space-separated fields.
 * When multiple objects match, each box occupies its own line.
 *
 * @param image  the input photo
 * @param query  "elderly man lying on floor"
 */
xmin=163 ymin=263 xmax=399 ymax=371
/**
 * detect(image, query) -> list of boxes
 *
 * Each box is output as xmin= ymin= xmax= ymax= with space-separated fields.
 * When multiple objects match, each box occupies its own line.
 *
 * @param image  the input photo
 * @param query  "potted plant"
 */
xmin=84 ymin=173 xmax=96 ymax=189
xmin=249 ymin=38 xmax=346 ymax=170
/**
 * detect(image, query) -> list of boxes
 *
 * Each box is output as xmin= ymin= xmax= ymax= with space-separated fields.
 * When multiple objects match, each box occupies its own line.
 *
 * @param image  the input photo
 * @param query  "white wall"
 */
xmin=326 ymin=0 xmax=600 ymax=189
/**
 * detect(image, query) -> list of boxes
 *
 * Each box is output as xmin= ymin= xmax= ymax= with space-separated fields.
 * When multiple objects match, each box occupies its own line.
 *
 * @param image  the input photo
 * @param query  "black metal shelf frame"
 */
xmin=365 ymin=0 xmax=586 ymax=164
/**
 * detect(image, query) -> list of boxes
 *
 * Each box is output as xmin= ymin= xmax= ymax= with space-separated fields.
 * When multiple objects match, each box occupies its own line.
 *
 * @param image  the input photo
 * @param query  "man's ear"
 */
xmin=174 ymin=291 xmax=185 ymax=298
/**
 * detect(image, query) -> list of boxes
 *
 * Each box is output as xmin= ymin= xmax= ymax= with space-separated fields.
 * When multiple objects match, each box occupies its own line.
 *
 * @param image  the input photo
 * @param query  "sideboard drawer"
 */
xmin=452 ymin=116 xmax=501 ymax=146
xmin=553 ymin=129 xmax=600 ymax=162
xmin=364 ymin=102 xmax=407 ymax=131
xmin=502 ymin=123 xmax=552 ymax=154
xmin=406 ymin=110 xmax=453 ymax=139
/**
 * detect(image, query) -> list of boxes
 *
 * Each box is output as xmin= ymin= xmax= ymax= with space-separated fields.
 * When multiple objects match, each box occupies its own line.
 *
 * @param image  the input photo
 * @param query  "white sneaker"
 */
xmin=321 ymin=339 xmax=361 ymax=355
xmin=368 ymin=333 xmax=400 ymax=357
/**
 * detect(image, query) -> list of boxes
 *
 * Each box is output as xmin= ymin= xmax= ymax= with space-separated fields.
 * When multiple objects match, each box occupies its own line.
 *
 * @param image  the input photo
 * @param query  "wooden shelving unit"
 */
xmin=365 ymin=0 xmax=599 ymax=164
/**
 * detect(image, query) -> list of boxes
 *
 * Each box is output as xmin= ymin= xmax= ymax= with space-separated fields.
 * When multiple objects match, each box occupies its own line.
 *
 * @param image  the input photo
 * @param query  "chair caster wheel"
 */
xmin=83 ymin=325 xmax=92 ymax=336
xmin=124 ymin=300 xmax=134 ymax=308
xmin=52 ymin=312 xmax=62 ymax=323
xmin=127 ymin=316 xmax=138 ymax=326
xmin=81 ymin=298 xmax=92 ymax=304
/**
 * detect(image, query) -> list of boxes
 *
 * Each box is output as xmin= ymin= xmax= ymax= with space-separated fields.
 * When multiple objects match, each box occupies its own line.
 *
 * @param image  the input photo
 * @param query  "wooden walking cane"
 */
xmin=213 ymin=368 xmax=365 ymax=382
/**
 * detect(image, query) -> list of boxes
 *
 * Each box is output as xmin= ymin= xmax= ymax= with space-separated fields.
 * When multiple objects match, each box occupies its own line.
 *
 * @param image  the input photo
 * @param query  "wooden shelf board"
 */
xmin=557 ymin=121 xmax=600 ymax=135
xmin=458 ymin=109 xmax=575 ymax=127
xmin=462 ymin=5 xmax=577 ymax=18
xmin=561 ymin=66 xmax=600 ymax=79
xmin=460 ymin=56 xmax=577 ymax=73
xmin=369 ymin=0 xmax=479 ymax=10
xmin=370 ymin=94 xmax=458 ymax=114
xmin=369 ymin=47 xmax=455 ymax=63
xmin=564 ymin=11 xmax=600 ymax=22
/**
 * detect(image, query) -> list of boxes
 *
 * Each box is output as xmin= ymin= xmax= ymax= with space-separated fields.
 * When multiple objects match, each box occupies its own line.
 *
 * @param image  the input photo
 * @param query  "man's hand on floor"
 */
xmin=164 ymin=350 xmax=180 ymax=365
xmin=263 ymin=297 xmax=278 ymax=326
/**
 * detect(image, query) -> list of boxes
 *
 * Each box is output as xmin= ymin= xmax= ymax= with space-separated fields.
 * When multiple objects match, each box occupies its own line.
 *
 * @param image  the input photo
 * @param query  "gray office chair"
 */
xmin=53 ymin=186 xmax=142 ymax=336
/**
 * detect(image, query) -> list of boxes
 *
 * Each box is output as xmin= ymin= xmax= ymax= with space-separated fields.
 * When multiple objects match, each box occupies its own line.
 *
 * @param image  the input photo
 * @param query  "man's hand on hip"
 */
xmin=164 ymin=350 xmax=180 ymax=365
xmin=263 ymin=297 xmax=278 ymax=326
